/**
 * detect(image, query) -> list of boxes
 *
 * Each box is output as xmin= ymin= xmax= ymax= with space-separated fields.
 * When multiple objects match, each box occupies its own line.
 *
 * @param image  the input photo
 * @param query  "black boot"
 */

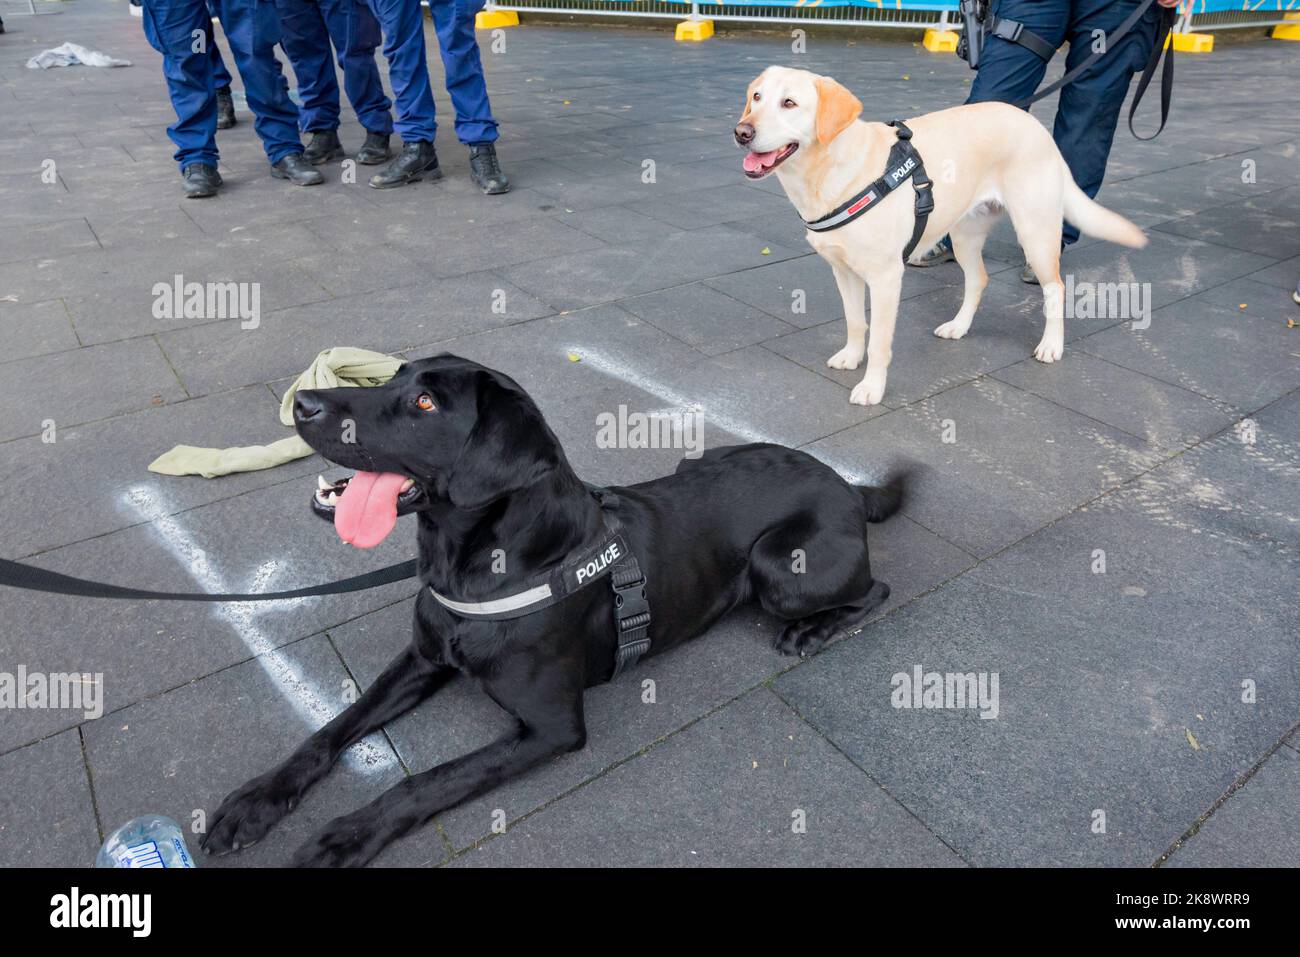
xmin=181 ymin=163 xmax=223 ymax=199
xmin=303 ymin=129 xmax=344 ymax=165
xmin=271 ymin=153 xmax=325 ymax=186
xmin=216 ymin=87 xmax=236 ymax=130
xmin=355 ymin=131 xmax=391 ymax=166
xmin=368 ymin=141 xmax=440 ymax=189
xmin=468 ymin=142 xmax=510 ymax=195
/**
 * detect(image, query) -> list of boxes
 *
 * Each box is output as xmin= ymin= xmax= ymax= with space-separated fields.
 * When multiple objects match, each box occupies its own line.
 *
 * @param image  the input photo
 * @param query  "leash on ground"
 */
xmin=960 ymin=0 xmax=1178 ymax=140
xmin=0 ymin=556 xmax=418 ymax=602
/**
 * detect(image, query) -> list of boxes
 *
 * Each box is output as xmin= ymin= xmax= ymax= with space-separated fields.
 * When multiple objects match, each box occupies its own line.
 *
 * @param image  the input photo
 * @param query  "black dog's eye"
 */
xmin=782 ymin=98 xmax=796 ymax=109
xmin=415 ymin=393 xmax=437 ymax=412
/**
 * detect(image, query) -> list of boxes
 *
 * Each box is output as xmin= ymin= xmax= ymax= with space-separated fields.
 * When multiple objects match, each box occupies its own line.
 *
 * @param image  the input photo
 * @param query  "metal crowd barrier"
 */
xmin=475 ymin=0 xmax=1300 ymax=35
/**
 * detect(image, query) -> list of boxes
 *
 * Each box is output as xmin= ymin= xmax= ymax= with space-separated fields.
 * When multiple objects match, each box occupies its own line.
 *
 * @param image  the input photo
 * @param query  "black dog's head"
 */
xmin=293 ymin=354 xmax=562 ymax=548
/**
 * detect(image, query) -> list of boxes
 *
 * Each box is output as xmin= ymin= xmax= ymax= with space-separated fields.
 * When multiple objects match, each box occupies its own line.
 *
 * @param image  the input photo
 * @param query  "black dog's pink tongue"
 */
xmin=334 ymin=471 xmax=408 ymax=549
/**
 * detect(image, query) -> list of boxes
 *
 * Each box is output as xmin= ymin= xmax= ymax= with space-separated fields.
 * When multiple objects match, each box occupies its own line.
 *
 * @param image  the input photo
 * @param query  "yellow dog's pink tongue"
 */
xmin=743 ymin=149 xmax=779 ymax=173
xmin=334 ymin=471 xmax=408 ymax=549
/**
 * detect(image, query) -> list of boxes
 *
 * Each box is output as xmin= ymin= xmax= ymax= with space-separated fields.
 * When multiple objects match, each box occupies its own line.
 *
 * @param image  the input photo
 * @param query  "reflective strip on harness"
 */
xmin=429 ymin=581 xmax=554 ymax=617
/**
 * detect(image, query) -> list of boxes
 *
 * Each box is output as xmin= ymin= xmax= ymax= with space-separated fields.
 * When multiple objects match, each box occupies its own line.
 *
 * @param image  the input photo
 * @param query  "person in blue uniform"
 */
xmin=206 ymin=0 xmax=238 ymax=129
xmin=142 ymin=0 xmax=323 ymax=197
xmin=273 ymin=0 xmax=395 ymax=166
xmin=363 ymin=0 xmax=509 ymax=194
xmin=913 ymin=0 xmax=1175 ymax=281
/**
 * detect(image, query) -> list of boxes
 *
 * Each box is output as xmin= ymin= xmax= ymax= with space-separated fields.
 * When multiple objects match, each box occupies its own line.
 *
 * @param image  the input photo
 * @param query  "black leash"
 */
xmin=1013 ymin=0 xmax=1177 ymax=141
xmin=0 ymin=555 xmax=418 ymax=602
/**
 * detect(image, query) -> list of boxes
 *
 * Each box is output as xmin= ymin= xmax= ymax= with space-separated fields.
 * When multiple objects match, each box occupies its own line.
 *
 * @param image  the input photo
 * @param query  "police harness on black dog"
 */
xmin=426 ymin=488 xmax=652 ymax=677
xmin=801 ymin=120 xmax=936 ymax=263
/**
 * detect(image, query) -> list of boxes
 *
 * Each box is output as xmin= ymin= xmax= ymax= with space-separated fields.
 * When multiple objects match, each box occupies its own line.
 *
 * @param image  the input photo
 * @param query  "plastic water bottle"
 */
xmin=95 ymin=815 xmax=197 ymax=869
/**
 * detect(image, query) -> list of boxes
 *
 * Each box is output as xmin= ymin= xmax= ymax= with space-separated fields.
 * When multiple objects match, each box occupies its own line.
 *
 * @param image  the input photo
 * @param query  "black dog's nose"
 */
xmin=734 ymin=122 xmax=755 ymax=146
xmin=294 ymin=390 xmax=325 ymax=422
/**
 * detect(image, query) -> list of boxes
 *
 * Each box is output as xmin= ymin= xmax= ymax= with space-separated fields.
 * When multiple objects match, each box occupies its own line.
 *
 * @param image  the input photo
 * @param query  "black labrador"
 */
xmin=200 ymin=354 xmax=904 ymax=866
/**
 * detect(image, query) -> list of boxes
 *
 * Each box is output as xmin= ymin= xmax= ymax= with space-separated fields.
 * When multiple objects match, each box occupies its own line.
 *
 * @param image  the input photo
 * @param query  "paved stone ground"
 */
xmin=1 ymin=3 xmax=1297 ymax=868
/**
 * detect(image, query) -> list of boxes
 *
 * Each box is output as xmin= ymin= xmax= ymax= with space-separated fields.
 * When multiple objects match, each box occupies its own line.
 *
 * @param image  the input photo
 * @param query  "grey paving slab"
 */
xmin=0 ymin=385 xmax=324 ymax=559
xmin=804 ymin=378 xmax=1162 ymax=558
xmin=763 ymin=279 xmax=1073 ymax=408
xmin=83 ymin=202 xmax=208 ymax=251
xmin=991 ymin=229 xmax=1277 ymax=310
xmin=775 ymin=431 xmax=1300 ymax=866
xmin=0 ymin=216 xmax=99 ymax=265
xmin=990 ymin=351 xmax=1237 ymax=451
xmin=653 ymin=343 xmax=887 ymax=446
xmin=1152 ymin=191 xmax=1300 ymax=260
xmin=1243 ymin=253 xmax=1299 ymax=290
xmin=620 ymin=281 xmax=796 ymax=355
xmin=556 ymin=204 xmax=684 ymax=247
xmin=1173 ymin=272 xmax=1299 ymax=324
xmin=454 ymin=689 xmax=966 ymax=867
xmin=1 ymin=337 xmax=187 ymax=443
xmin=1077 ymin=295 xmax=1300 ymax=413
xmin=389 ymin=214 xmax=609 ymax=280
xmin=64 ymin=251 xmax=333 ymax=347
xmin=1166 ymin=744 xmax=1300 ymax=868
xmin=626 ymin=181 xmax=794 ymax=231
xmin=157 ymin=273 xmax=554 ymax=396
xmin=403 ymin=304 xmax=707 ymax=409
xmin=0 ymin=296 xmax=80 ymax=362
xmin=502 ymin=223 xmax=805 ymax=312
xmin=0 ymin=731 xmax=101 ymax=868
xmin=80 ymin=634 xmax=441 ymax=868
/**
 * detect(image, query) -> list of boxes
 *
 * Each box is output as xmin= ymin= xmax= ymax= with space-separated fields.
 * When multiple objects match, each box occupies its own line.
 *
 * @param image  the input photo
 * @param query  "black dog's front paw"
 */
xmin=291 ymin=809 xmax=383 ymax=868
xmin=201 ymin=773 xmax=302 ymax=856
xmin=774 ymin=624 xmax=828 ymax=658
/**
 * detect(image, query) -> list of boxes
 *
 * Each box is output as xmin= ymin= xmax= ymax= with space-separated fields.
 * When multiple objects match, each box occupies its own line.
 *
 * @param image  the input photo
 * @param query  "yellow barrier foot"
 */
xmin=675 ymin=19 xmax=714 ymax=42
xmin=922 ymin=29 xmax=959 ymax=53
xmin=1165 ymin=31 xmax=1213 ymax=53
xmin=475 ymin=10 xmax=519 ymax=29
xmin=1272 ymin=14 xmax=1300 ymax=41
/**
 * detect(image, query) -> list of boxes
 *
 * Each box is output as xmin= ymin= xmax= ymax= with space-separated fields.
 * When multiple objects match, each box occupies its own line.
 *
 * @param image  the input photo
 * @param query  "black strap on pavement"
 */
xmin=0 ymin=555 xmax=418 ymax=602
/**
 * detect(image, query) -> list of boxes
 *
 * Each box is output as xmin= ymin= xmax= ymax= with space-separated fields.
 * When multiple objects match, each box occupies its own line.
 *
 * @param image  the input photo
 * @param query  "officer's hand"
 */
xmin=1156 ymin=0 xmax=1181 ymax=7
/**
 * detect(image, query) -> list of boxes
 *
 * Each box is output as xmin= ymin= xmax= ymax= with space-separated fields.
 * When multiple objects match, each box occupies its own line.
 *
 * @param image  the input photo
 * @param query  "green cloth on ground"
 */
xmin=148 ymin=347 xmax=403 ymax=478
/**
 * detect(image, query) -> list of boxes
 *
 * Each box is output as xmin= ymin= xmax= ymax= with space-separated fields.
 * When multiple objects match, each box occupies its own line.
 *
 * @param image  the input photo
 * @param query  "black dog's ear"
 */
xmin=447 ymin=371 xmax=560 ymax=510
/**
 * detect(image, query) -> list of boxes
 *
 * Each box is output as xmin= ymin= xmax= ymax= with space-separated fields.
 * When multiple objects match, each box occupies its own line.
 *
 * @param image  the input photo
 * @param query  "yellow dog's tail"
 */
xmin=1061 ymin=158 xmax=1147 ymax=248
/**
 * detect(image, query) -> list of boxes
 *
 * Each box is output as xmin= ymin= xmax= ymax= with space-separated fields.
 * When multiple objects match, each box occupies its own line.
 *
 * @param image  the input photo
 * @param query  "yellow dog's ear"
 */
xmin=814 ymin=76 xmax=862 ymax=145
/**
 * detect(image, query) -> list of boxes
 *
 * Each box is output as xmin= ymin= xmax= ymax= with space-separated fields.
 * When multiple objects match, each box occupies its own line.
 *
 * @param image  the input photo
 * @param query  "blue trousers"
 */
xmin=207 ymin=0 xmax=233 ymax=88
xmin=274 ymin=0 xmax=394 ymax=135
xmin=143 ymin=0 xmax=303 ymax=169
xmin=362 ymin=0 xmax=497 ymax=145
xmin=969 ymin=0 xmax=1160 ymax=245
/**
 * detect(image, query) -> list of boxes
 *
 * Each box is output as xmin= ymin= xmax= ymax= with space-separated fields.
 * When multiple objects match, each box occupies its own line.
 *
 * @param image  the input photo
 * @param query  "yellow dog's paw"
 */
xmin=826 ymin=346 xmax=865 ymax=370
xmin=933 ymin=318 xmax=971 ymax=340
xmin=850 ymin=375 xmax=886 ymax=406
xmin=1033 ymin=339 xmax=1064 ymax=363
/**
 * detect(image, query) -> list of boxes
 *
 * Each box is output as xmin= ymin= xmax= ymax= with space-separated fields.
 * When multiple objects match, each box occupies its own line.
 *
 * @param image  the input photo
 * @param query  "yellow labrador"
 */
xmin=735 ymin=66 xmax=1146 ymax=406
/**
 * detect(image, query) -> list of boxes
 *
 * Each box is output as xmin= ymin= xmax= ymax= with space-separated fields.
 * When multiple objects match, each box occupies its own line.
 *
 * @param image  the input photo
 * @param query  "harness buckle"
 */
xmin=613 ymin=573 xmax=650 ymax=632
xmin=913 ymin=177 xmax=935 ymax=216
